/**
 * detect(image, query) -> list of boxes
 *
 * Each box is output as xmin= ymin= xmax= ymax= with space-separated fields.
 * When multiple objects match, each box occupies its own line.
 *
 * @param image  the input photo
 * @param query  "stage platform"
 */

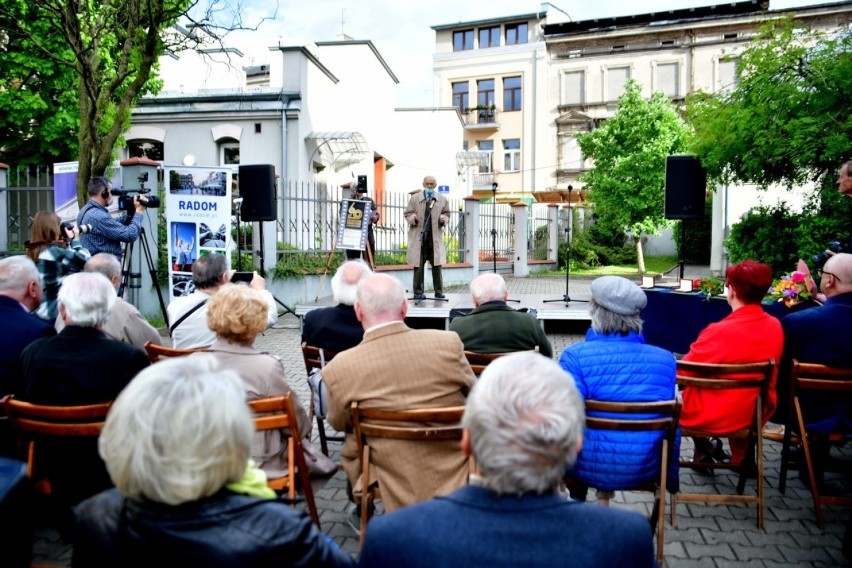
xmin=295 ymin=293 xmax=593 ymax=332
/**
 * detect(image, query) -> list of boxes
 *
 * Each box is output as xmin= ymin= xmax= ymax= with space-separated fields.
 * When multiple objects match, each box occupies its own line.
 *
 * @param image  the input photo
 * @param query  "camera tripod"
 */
xmin=119 ymin=226 xmax=169 ymax=325
xmin=255 ymin=220 xmax=297 ymax=319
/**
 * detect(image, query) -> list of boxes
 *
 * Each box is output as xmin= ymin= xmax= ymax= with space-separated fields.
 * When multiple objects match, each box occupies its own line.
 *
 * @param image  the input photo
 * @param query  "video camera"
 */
xmin=113 ymin=172 xmax=161 ymax=211
xmin=812 ymin=239 xmax=846 ymax=268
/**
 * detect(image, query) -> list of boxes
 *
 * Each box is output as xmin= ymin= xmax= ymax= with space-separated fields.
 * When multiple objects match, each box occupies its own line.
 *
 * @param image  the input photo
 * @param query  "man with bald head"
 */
xmin=449 ymin=273 xmax=552 ymax=357
xmin=301 ymin=260 xmax=372 ymax=353
xmin=321 ymin=273 xmax=476 ymax=528
xmin=774 ymin=253 xmax=852 ymax=483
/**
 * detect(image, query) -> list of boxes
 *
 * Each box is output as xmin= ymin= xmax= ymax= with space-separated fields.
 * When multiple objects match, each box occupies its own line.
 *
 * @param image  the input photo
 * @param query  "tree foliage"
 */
xmin=687 ymin=18 xmax=852 ymax=188
xmin=576 ymin=80 xmax=692 ymax=270
xmin=0 ymin=0 xmax=275 ymax=205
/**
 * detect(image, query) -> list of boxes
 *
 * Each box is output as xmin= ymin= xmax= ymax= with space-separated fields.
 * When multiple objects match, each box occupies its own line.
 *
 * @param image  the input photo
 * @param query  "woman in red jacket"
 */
xmin=680 ymin=259 xmax=783 ymax=465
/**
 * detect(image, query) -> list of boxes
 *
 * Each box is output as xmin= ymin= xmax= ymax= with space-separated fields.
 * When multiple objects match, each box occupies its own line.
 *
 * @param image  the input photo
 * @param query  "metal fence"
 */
xmin=3 ymin=165 xmax=55 ymax=250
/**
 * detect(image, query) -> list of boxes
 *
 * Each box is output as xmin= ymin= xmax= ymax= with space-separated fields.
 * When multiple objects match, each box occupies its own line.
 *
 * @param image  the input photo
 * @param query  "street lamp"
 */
xmin=491 ymin=182 xmax=498 ymax=274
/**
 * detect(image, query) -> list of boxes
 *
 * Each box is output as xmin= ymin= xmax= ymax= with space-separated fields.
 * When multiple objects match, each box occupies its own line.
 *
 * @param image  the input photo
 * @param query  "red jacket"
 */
xmin=680 ymin=304 xmax=784 ymax=433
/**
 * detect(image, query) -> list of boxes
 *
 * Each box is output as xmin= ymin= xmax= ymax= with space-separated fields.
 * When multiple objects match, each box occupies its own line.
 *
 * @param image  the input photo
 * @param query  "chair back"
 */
xmin=0 ymin=395 xmax=111 ymax=478
xmin=570 ymin=398 xmax=680 ymax=566
xmin=349 ymin=402 xmax=469 ymax=544
xmin=463 ymin=351 xmax=513 ymax=377
xmin=246 ymin=394 xmax=320 ymax=528
xmin=672 ymin=359 xmax=774 ymax=530
xmin=144 ymin=340 xmax=207 ymax=363
xmin=779 ymin=359 xmax=852 ymax=528
xmin=300 ymin=343 xmax=342 ymax=455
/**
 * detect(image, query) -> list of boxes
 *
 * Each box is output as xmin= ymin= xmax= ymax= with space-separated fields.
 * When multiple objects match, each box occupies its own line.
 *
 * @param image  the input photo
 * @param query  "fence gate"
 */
xmin=478 ymin=201 xmax=513 ymax=273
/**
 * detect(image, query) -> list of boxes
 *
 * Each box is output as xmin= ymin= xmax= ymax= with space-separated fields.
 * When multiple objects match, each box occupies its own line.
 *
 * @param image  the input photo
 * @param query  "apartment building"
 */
xmin=432 ymin=1 xmax=852 ymax=205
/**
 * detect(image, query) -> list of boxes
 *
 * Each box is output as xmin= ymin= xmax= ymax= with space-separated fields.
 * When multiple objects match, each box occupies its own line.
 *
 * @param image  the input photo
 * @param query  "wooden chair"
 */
xmin=247 ymin=394 xmax=321 ymax=528
xmin=301 ymin=343 xmax=344 ymax=456
xmin=143 ymin=340 xmax=207 ymax=363
xmin=0 ymin=395 xmax=111 ymax=480
xmin=463 ymin=350 xmax=536 ymax=377
xmin=350 ymin=402 xmax=470 ymax=545
xmin=672 ymin=360 xmax=774 ymax=529
xmin=778 ymin=360 xmax=852 ymax=528
xmin=563 ymin=398 xmax=680 ymax=566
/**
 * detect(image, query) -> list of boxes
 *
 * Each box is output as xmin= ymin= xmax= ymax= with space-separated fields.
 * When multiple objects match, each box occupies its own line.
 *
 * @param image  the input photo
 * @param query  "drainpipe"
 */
xmin=279 ymin=98 xmax=288 ymax=245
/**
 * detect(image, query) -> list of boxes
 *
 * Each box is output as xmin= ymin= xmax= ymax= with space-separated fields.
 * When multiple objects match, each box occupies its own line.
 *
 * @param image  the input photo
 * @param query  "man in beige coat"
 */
xmin=322 ymin=273 xmax=476 ymax=521
xmin=404 ymin=175 xmax=450 ymax=299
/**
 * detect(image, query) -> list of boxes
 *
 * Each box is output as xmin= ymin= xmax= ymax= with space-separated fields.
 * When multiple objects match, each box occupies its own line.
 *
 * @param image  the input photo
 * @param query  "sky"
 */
xmin=219 ymin=0 xmax=830 ymax=106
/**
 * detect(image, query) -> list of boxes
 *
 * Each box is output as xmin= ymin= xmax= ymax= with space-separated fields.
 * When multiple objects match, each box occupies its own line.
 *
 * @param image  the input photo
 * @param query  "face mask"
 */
xmin=424 ymin=189 xmax=434 ymax=200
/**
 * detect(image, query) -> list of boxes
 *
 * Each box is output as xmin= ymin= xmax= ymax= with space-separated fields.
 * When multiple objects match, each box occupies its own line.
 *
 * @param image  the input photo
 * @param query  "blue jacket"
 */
xmin=359 ymin=485 xmax=656 ymax=568
xmin=560 ymin=329 xmax=678 ymax=492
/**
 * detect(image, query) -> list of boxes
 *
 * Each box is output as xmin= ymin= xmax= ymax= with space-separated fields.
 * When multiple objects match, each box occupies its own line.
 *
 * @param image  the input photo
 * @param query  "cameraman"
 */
xmin=77 ymin=176 xmax=146 ymax=260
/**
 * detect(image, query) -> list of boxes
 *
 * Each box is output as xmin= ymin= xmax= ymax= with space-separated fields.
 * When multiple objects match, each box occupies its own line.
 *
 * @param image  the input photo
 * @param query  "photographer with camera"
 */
xmin=25 ymin=211 xmax=91 ymax=322
xmin=77 ymin=176 xmax=147 ymax=261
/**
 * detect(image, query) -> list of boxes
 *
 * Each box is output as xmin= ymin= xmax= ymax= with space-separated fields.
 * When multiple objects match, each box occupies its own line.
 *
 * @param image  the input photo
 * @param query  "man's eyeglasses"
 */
xmin=817 ymin=268 xmax=842 ymax=283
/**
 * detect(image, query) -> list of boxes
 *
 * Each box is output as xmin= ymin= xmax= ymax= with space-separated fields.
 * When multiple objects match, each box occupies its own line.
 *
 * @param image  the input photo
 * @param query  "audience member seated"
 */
xmin=21 ymin=272 xmax=150 ymax=405
xmin=55 ymin=253 xmax=161 ymax=349
xmin=450 ymin=273 xmax=553 ymax=357
xmin=680 ymin=260 xmax=783 ymax=466
xmin=322 ymin=273 xmax=476 ymax=530
xmin=167 ymin=254 xmax=276 ymax=349
xmin=25 ymin=211 xmax=90 ymax=322
xmin=72 ymin=357 xmax=354 ymax=567
xmin=302 ymin=260 xmax=372 ymax=352
xmin=0 ymin=256 xmax=54 ymax=399
xmin=559 ymin=276 xmax=677 ymax=505
xmin=198 ymin=283 xmax=335 ymax=478
xmin=773 ymin=253 xmax=852 ymax=482
xmin=359 ymin=352 xmax=656 ymax=568
xmin=19 ymin=271 xmax=149 ymax=534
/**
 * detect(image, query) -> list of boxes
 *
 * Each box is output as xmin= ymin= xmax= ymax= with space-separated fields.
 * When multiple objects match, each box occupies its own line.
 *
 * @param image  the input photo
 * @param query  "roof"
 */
xmin=431 ymin=12 xmax=541 ymax=31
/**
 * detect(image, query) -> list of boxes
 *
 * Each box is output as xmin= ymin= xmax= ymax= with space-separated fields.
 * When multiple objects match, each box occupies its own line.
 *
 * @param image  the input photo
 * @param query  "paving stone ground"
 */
xmin=31 ymin=270 xmax=852 ymax=567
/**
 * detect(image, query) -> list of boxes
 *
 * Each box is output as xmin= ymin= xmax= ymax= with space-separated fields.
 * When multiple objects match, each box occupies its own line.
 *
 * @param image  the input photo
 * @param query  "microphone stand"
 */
xmin=491 ymin=182 xmax=498 ymax=274
xmin=409 ymin=195 xmax=448 ymax=303
xmin=544 ymin=186 xmax=588 ymax=306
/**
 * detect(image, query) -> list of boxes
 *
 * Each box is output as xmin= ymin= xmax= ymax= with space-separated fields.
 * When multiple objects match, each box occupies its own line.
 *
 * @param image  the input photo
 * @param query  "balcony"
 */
xmin=463 ymin=107 xmax=500 ymax=130
xmin=472 ymin=172 xmax=495 ymax=189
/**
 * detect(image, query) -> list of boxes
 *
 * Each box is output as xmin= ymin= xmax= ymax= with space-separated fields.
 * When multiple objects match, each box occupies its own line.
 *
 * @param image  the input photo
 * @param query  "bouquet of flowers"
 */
xmin=692 ymin=277 xmax=725 ymax=299
xmin=766 ymin=271 xmax=813 ymax=307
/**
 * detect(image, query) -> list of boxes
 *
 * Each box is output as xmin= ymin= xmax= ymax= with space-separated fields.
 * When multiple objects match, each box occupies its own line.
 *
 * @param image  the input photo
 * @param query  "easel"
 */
xmin=315 ymin=198 xmax=375 ymax=301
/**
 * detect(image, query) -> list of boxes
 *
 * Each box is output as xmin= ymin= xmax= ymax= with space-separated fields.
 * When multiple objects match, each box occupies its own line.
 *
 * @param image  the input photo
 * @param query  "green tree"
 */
xmin=0 ymin=0 xmax=274 ymax=205
xmin=687 ymin=18 xmax=852 ymax=188
xmin=576 ymin=80 xmax=692 ymax=272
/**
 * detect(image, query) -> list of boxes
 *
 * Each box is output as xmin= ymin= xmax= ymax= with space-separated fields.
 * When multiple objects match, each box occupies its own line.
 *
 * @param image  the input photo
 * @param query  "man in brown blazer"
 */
xmin=322 ymin=273 xmax=476 ymax=523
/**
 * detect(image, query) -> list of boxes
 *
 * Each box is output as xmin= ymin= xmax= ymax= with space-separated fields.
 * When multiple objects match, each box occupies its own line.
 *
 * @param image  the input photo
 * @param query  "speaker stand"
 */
xmin=256 ymin=221 xmax=297 ymax=320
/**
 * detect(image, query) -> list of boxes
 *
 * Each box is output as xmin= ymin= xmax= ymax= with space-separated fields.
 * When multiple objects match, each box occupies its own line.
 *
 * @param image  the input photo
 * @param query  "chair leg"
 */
xmin=359 ymin=445 xmax=371 ymax=546
xmin=317 ymin=415 xmax=329 ymax=456
xmin=796 ymin=401 xmax=825 ymax=529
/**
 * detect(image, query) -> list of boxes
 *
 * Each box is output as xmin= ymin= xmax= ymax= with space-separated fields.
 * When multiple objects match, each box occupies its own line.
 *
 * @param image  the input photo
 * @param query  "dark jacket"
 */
xmin=0 ymin=295 xmax=55 ymax=396
xmin=302 ymin=304 xmax=364 ymax=353
xmin=449 ymin=301 xmax=553 ymax=357
xmin=73 ymin=489 xmax=354 ymax=568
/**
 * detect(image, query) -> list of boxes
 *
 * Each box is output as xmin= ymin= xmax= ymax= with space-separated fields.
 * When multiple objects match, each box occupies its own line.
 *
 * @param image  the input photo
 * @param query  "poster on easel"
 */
xmin=164 ymin=166 xmax=232 ymax=299
xmin=335 ymin=198 xmax=370 ymax=251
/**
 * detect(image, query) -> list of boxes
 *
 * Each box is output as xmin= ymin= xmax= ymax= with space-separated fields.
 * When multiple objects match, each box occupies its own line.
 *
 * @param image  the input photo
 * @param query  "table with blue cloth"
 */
xmin=640 ymin=288 xmax=816 ymax=355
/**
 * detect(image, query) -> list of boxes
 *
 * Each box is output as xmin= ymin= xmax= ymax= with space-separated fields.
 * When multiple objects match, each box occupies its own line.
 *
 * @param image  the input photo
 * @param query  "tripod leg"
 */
xmin=139 ymin=228 xmax=170 ymax=326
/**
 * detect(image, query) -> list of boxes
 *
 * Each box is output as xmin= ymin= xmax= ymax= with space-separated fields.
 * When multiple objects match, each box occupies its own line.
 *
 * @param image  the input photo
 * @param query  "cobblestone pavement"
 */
xmin=32 ymin=270 xmax=851 ymax=567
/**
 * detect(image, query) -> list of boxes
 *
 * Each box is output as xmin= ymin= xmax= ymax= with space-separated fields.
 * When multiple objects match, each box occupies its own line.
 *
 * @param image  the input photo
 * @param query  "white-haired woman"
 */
xmin=73 ymin=356 xmax=354 ymax=567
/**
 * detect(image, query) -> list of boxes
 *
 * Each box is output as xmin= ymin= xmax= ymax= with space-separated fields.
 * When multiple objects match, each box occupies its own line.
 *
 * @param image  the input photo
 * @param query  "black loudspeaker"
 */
xmin=238 ymin=164 xmax=276 ymax=221
xmin=664 ymin=155 xmax=706 ymax=220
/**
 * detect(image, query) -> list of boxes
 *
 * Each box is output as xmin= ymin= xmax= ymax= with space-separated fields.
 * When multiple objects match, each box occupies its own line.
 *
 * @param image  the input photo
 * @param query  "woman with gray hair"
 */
xmin=73 ymin=356 xmax=354 ymax=567
xmin=558 ymin=276 xmax=678 ymax=506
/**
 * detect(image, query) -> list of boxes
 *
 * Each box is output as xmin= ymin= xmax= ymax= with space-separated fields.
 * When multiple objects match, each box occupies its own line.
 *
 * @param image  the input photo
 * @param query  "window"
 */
xmin=561 ymin=136 xmax=583 ymax=171
xmin=477 ymin=79 xmax=495 ymax=108
xmin=479 ymin=26 xmax=500 ymax=48
xmin=656 ymin=62 xmax=679 ymax=98
xmin=503 ymin=139 xmax=520 ymax=172
xmin=503 ymin=76 xmax=522 ymax=111
xmin=562 ymin=70 xmax=585 ymax=106
xmin=717 ymin=58 xmax=738 ymax=93
xmin=127 ymin=140 xmax=164 ymax=161
xmin=453 ymin=29 xmax=474 ymax=51
xmin=479 ymin=140 xmax=494 ymax=173
xmin=505 ymin=23 xmax=528 ymax=45
xmin=606 ymin=66 xmax=630 ymax=101
xmin=220 ymin=142 xmax=240 ymax=165
xmin=452 ymin=81 xmax=469 ymax=112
